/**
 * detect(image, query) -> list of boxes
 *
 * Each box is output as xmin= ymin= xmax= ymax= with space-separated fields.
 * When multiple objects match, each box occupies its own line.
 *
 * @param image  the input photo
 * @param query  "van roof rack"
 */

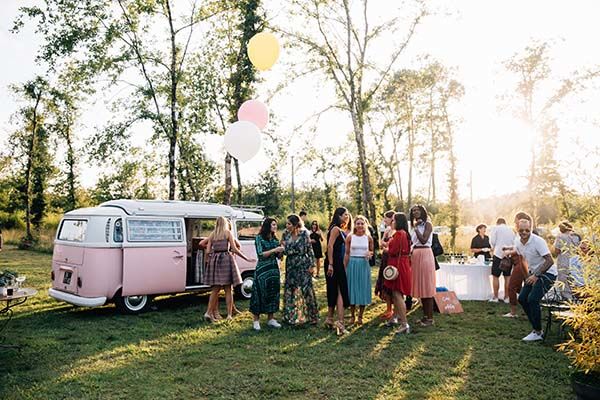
xmin=231 ymin=205 xmax=265 ymax=215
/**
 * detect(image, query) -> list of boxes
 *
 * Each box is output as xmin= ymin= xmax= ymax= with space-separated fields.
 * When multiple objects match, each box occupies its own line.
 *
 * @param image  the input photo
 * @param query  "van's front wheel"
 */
xmin=116 ymin=294 xmax=152 ymax=314
xmin=235 ymin=273 xmax=254 ymax=300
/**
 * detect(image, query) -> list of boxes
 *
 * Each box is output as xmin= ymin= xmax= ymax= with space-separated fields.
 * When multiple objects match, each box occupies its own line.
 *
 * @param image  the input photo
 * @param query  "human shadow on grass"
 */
xmin=0 ymin=291 xmax=233 ymax=398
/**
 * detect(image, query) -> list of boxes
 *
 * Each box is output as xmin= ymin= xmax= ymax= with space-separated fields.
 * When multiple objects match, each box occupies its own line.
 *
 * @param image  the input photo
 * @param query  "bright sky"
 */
xmin=1 ymin=0 xmax=599 ymax=201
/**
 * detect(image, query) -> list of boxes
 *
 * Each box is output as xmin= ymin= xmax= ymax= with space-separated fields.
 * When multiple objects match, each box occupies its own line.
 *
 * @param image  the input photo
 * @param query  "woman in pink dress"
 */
xmin=384 ymin=212 xmax=412 ymax=334
xmin=410 ymin=204 xmax=436 ymax=327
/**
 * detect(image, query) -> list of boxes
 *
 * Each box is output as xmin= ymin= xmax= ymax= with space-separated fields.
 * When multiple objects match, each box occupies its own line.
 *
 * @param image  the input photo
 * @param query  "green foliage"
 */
xmin=557 ymin=216 xmax=600 ymax=376
xmin=0 ymin=269 xmax=19 ymax=287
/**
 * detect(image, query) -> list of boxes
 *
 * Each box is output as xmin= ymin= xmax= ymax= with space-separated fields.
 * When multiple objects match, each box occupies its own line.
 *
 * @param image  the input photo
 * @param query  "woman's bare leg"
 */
xmin=224 ymin=285 xmax=234 ymax=318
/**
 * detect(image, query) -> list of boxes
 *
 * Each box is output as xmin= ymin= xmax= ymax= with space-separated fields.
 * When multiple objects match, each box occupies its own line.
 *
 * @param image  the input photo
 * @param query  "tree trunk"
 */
xmin=234 ymin=157 xmax=242 ymax=204
xmin=224 ymin=153 xmax=232 ymax=205
xmin=407 ymin=129 xmax=414 ymax=208
xmin=166 ymin=0 xmax=178 ymax=200
xmin=65 ymin=124 xmax=77 ymax=210
xmin=351 ymin=112 xmax=376 ymax=224
xmin=24 ymin=92 xmax=43 ymax=240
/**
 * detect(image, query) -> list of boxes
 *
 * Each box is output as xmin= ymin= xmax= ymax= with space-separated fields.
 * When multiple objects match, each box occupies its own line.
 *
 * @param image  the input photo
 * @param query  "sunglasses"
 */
xmin=518 ymin=229 xmax=531 ymax=233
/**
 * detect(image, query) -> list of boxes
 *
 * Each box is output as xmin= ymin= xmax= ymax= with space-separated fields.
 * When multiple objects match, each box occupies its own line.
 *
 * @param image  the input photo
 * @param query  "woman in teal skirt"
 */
xmin=250 ymin=217 xmax=285 ymax=331
xmin=344 ymin=215 xmax=374 ymax=325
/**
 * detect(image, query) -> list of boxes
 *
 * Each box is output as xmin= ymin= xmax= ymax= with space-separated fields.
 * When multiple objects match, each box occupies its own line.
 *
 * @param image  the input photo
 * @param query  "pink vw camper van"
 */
xmin=49 ymin=200 xmax=264 ymax=313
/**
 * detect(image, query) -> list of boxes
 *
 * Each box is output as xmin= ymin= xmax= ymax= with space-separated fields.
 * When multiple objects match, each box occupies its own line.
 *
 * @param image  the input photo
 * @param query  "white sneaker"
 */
xmin=385 ymin=317 xmax=399 ymax=327
xmin=522 ymin=331 xmax=544 ymax=341
xmin=502 ymin=312 xmax=518 ymax=318
xmin=267 ymin=319 xmax=281 ymax=328
xmin=488 ymin=297 xmax=499 ymax=303
xmin=252 ymin=321 xmax=261 ymax=331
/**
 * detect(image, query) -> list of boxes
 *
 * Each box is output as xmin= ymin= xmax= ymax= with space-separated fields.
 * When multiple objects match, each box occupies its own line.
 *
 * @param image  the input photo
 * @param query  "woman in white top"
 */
xmin=409 ymin=205 xmax=436 ymax=327
xmin=343 ymin=215 xmax=374 ymax=326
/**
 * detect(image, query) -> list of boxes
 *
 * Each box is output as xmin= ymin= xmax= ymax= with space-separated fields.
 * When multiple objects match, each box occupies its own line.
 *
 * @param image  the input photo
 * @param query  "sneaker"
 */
xmin=267 ymin=319 xmax=281 ymax=328
xmin=502 ymin=312 xmax=518 ymax=318
xmin=488 ymin=297 xmax=499 ymax=303
xmin=522 ymin=331 xmax=544 ymax=342
xmin=252 ymin=321 xmax=261 ymax=331
xmin=385 ymin=317 xmax=399 ymax=327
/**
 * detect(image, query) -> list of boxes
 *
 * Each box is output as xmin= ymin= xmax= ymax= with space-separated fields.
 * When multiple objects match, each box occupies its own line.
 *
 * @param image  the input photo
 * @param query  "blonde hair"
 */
xmin=353 ymin=215 xmax=371 ymax=235
xmin=211 ymin=216 xmax=230 ymax=241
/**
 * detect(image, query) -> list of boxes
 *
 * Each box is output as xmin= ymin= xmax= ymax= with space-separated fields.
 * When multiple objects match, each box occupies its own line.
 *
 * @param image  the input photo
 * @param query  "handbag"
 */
xmin=383 ymin=265 xmax=399 ymax=280
xmin=499 ymin=256 xmax=513 ymax=273
xmin=431 ymin=233 xmax=444 ymax=257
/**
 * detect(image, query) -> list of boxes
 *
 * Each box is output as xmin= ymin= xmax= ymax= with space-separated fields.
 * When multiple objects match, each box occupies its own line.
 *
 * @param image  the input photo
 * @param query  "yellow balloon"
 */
xmin=247 ymin=32 xmax=280 ymax=71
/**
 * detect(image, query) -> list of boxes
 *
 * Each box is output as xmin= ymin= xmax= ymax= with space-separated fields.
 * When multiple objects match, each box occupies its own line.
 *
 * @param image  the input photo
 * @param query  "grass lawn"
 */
xmin=1 ymin=247 xmax=574 ymax=399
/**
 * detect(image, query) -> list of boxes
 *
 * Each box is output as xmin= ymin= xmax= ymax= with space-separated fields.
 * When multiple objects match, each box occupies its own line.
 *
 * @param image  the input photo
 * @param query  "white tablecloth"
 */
xmin=436 ymin=263 xmax=501 ymax=300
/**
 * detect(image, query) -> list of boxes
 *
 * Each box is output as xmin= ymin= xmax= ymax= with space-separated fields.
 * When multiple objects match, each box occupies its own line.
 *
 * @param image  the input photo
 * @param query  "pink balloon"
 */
xmin=237 ymin=99 xmax=269 ymax=130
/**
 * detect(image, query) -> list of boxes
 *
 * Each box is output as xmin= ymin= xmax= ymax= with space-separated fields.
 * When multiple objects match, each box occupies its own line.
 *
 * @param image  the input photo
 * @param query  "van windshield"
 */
xmin=237 ymin=220 xmax=263 ymax=240
xmin=58 ymin=219 xmax=88 ymax=242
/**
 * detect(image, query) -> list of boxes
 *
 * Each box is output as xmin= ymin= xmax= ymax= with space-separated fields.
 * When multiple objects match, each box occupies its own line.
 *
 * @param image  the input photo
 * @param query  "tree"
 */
xmin=379 ymin=68 xmax=429 ymax=209
xmin=284 ymin=0 xmax=427 ymax=224
xmin=503 ymin=42 xmax=600 ymax=223
xmin=15 ymin=0 xmax=227 ymax=200
xmin=9 ymin=77 xmax=52 ymax=240
xmin=46 ymin=85 xmax=80 ymax=211
xmin=440 ymin=80 xmax=464 ymax=250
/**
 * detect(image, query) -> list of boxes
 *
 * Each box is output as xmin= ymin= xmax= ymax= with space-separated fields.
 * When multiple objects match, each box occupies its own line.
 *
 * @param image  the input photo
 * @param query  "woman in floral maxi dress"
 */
xmin=281 ymin=214 xmax=319 ymax=325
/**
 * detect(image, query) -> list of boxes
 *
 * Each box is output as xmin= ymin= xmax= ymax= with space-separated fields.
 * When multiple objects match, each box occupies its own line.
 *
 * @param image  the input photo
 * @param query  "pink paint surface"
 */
xmin=236 ymin=241 xmax=258 ymax=275
xmin=122 ymin=246 xmax=187 ymax=296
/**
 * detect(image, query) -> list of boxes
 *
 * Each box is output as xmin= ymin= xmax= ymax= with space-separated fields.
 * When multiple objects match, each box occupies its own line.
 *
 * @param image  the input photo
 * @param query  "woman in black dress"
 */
xmin=309 ymin=220 xmax=324 ymax=278
xmin=325 ymin=207 xmax=351 ymax=335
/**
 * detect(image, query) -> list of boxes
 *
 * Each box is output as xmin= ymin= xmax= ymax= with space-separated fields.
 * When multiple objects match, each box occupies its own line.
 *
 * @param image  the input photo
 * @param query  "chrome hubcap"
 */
xmin=124 ymin=295 xmax=147 ymax=311
xmin=241 ymin=278 xmax=253 ymax=298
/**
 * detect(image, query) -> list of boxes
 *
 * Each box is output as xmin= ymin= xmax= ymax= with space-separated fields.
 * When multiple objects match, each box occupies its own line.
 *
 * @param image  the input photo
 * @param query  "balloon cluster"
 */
xmin=224 ymin=32 xmax=280 ymax=163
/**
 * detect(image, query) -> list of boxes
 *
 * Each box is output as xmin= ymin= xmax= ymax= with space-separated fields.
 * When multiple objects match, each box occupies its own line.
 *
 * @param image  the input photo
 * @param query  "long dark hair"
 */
xmin=409 ymin=204 xmax=428 ymax=227
xmin=393 ymin=212 xmax=411 ymax=245
xmin=259 ymin=217 xmax=277 ymax=240
xmin=310 ymin=220 xmax=320 ymax=233
xmin=287 ymin=214 xmax=302 ymax=229
xmin=328 ymin=207 xmax=348 ymax=231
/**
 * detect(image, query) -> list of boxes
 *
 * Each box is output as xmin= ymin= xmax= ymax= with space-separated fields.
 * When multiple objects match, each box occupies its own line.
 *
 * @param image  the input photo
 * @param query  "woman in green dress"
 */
xmin=250 ymin=217 xmax=285 ymax=331
xmin=281 ymin=214 xmax=319 ymax=325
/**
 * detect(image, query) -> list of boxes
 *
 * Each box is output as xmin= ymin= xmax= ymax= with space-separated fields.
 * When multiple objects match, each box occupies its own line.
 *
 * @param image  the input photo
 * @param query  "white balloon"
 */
xmin=224 ymin=121 xmax=262 ymax=162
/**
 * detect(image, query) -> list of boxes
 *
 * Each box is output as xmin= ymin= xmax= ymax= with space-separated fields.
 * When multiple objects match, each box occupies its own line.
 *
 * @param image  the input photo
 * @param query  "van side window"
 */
xmin=114 ymin=219 xmax=123 ymax=243
xmin=237 ymin=220 xmax=263 ymax=240
xmin=58 ymin=219 xmax=88 ymax=242
xmin=127 ymin=219 xmax=183 ymax=242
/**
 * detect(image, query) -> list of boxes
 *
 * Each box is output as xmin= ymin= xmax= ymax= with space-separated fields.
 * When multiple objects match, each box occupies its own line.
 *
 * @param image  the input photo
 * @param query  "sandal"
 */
xmin=380 ymin=310 xmax=394 ymax=320
xmin=335 ymin=321 xmax=349 ymax=336
xmin=356 ymin=317 xmax=363 ymax=326
xmin=418 ymin=318 xmax=434 ymax=327
xmin=348 ymin=316 xmax=356 ymax=326
xmin=204 ymin=312 xmax=217 ymax=323
xmin=395 ymin=323 xmax=411 ymax=335
xmin=324 ymin=317 xmax=334 ymax=329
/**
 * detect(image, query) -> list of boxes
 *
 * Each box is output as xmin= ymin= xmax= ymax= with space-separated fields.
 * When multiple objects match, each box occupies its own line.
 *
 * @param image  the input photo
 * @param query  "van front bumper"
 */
xmin=48 ymin=288 xmax=107 ymax=307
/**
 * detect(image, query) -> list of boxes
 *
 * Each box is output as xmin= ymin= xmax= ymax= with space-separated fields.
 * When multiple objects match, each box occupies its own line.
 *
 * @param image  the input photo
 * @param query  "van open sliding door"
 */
xmin=122 ymin=217 xmax=187 ymax=296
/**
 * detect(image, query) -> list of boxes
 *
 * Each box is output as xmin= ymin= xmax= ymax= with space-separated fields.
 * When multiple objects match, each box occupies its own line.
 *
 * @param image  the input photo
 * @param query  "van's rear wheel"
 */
xmin=116 ymin=295 xmax=152 ymax=314
xmin=235 ymin=273 xmax=254 ymax=300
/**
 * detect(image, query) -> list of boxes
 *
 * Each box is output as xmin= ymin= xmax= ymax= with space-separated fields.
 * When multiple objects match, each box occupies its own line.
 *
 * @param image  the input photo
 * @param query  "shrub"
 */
xmin=556 ymin=219 xmax=600 ymax=378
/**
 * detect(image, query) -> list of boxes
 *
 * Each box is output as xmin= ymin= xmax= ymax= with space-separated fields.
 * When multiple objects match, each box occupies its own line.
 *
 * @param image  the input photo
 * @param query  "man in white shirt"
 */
xmin=489 ymin=218 xmax=515 ymax=302
xmin=513 ymin=219 xmax=556 ymax=342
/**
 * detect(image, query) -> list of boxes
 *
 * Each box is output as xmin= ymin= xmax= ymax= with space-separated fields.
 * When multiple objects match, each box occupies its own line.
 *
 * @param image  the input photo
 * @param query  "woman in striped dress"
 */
xmin=203 ymin=216 xmax=255 ymax=322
